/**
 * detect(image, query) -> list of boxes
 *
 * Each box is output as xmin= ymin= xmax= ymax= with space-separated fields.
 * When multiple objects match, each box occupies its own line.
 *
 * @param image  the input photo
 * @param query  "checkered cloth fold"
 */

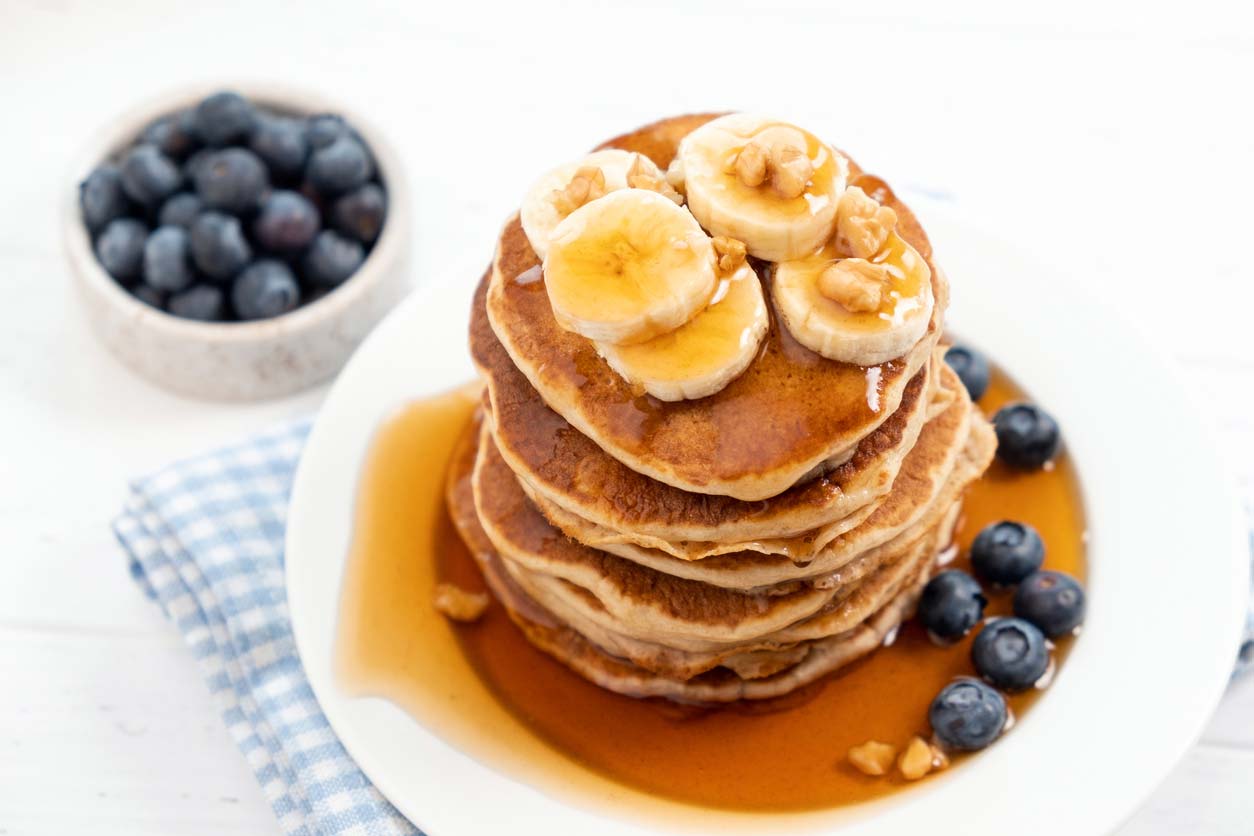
xmin=113 ymin=419 xmax=418 ymax=836
xmin=114 ymin=420 xmax=1253 ymax=836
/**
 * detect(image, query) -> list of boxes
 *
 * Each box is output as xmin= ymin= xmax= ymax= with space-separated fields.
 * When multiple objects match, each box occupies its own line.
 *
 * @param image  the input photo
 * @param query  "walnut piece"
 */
xmin=732 ymin=138 xmax=813 ymax=199
xmin=769 ymin=144 xmax=813 ymax=199
xmin=549 ymin=165 xmax=606 ymax=215
xmin=848 ymin=740 xmax=897 ymax=776
xmin=835 ymin=186 xmax=898 ymax=259
xmin=898 ymin=736 xmax=948 ymax=781
xmin=733 ymin=141 xmax=769 ymax=187
xmin=627 ymin=154 xmax=683 ymax=205
xmin=711 ymin=236 xmax=747 ymax=276
xmin=818 ymin=258 xmax=889 ymax=312
xmin=433 ymin=582 xmax=490 ymax=622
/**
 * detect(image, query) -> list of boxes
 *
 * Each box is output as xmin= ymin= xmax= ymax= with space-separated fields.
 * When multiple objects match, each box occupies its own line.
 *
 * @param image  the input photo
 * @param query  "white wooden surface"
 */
xmin=2 ymin=1 xmax=1252 ymax=833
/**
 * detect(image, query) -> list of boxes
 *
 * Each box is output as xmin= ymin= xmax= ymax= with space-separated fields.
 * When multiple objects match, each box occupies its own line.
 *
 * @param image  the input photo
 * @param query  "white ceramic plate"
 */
xmin=287 ymin=205 xmax=1249 ymax=836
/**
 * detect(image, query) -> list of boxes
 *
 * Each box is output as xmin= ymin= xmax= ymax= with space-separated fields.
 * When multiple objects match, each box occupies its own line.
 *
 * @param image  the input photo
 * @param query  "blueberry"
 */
xmin=253 ymin=190 xmax=320 ymax=253
xmin=917 ymin=569 xmax=986 ymax=641
xmin=141 ymin=111 xmax=199 ymax=160
xmin=302 ymin=230 xmax=364 ymax=287
xmin=94 ymin=218 xmax=148 ymax=281
xmin=183 ymin=148 xmax=214 ymax=183
xmin=131 ymin=283 xmax=166 ymax=309
xmin=306 ymin=135 xmax=373 ymax=196
xmin=970 ymin=521 xmax=1045 ymax=586
xmin=142 ymin=226 xmax=194 ymax=292
xmin=971 ymin=618 xmax=1050 ymax=692
xmin=80 ymin=164 xmax=129 ymax=232
xmin=194 ymin=148 xmax=269 ymax=214
xmin=168 ymin=284 xmax=227 ymax=322
xmin=944 ymin=344 xmax=990 ymax=401
xmin=993 ymin=403 xmax=1061 ymax=470
xmin=119 ymin=145 xmax=182 ymax=208
xmin=232 ymin=259 xmax=301 ymax=320
xmin=249 ymin=116 xmax=309 ymax=180
xmin=157 ymin=192 xmax=203 ymax=228
xmin=331 ymin=183 xmax=386 ymax=243
xmin=189 ymin=212 xmax=251 ymax=281
xmin=929 ymin=678 xmax=1008 ymax=751
xmin=1014 ymin=571 xmax=1086 ymax=638
xmin=305 ymin=113 xmax=348 ymax=149
xmin=192 ymin=91 xmax=256 ymax=147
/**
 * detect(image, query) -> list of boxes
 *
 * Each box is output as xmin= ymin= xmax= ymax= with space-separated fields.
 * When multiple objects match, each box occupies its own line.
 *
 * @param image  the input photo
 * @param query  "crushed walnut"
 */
xmin=627 ymin=154 xmax=683 ymax=205
xmin=847 ymin=740 xmax=897 ymax=776
xmin=711 ymin=236 xmax=747 ymax=276
xmin=549 ymin=165 xmax=606 ymax=215
xmin=835 ymin=186 xmax=898 ymax=259
xmin=732 ymin=138 xmax=814 ymax=199
xmin=433 ymin=582 xmax=490 ymax=623
xmin=897 ymin=736 xmax=949 ymax=781
xmin=818 ymin=258 xmax=889 ymax=313
xmin=769 ymin=144 xmax=813 ymax=199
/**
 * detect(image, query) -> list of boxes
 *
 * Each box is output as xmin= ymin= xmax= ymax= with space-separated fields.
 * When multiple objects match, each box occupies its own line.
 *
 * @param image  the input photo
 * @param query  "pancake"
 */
xmin=481 ymin=370 xmax=982 ymax=597
xmin=476 ymin=115 xmax=948 ymax=502
xmin=469 ymin=408 xmax=981 ymax=654
xmin=479 ymin=350 xmax=942 ymax=554
xmin=501 ymin=507 xmax=946 ymax=662
xmin=448 ymin=436 xmax=939 ymax=702
xmin=512 ymin=357 xmax=960 ymax=564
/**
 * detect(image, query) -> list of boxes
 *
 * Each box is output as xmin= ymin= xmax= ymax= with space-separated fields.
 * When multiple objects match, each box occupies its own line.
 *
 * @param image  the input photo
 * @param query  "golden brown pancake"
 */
xmin=486 ymin=370 xmax=983 ymax=597
xmin=510 ymin=358 xmax=963 ymax=565
xmin=473 ymin=417 xmax=981 ymax=649
xmin=447 ymin=433 xmax=944 ymax=702
xmin=479 ymin=348 xmax=942 ymax=555
xmin=476 ymin=115 xmax=948 ymax=501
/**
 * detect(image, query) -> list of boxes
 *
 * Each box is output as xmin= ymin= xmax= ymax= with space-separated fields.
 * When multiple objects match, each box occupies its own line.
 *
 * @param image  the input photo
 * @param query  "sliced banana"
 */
xmin=677 ymin=113 xmax=849 ymax=262
xmin=520 ymin=150 xmax=670 ymax=259
xmin=596 ymin=263 xmax=768 ymax=401
xmin=544 ymin=188 xmax=717 ymax=345
xmin=773 ymin=234 xmax=933 ymax=366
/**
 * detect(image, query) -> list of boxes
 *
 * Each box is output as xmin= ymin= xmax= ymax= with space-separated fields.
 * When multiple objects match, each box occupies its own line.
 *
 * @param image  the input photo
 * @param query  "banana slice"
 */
xmin=676 ymin=114 xmax=849 ymax=262
xmin=597 ymin=263 xmax=767 ymax=401
xmin=520 ymin=150 xmax=670 ymax=259
xmin=773 ymin=234 xmax=933 ymax=366
xmin=544 ymin=188 xmax=717 ymax=345
xmin=594 ymin=263 xmax=762 ymax=403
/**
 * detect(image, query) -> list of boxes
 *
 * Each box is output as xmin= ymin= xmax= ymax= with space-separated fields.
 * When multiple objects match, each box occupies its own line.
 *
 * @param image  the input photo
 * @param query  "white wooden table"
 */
xmin=3 ymin=1 xmax=1252 ymax=833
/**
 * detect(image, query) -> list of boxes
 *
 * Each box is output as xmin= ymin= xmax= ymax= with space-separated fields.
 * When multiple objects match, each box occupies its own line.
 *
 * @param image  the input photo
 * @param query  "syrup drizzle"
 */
xmin=336 ymin=366 xmax=1087 ymax=814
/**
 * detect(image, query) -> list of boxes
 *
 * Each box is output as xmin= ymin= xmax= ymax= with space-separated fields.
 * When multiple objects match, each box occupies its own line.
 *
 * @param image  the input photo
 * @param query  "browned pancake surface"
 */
xmin=478 ymin=115 xmax=944 ymax=501
xmin=477 ymin=337 xmax=931 ymax=542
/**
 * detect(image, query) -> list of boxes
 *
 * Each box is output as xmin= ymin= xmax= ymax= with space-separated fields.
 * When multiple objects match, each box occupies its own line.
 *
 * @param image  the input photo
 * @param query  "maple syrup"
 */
xmin=337 ymin=367 xmax=1086 ymax=814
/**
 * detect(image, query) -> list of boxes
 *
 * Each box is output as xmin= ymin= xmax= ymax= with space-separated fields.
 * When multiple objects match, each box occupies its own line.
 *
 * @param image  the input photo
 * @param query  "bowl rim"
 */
xmin=62 ymin=81 xmax=408 ymax=343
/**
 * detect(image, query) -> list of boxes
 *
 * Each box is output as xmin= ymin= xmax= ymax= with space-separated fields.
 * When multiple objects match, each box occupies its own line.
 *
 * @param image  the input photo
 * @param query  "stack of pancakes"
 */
xmin=447 ymin=115 xmax=996 ymax=703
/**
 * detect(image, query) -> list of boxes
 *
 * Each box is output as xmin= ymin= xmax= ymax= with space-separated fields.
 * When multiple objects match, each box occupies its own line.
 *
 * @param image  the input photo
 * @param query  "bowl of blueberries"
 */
xmin=65 ymin=85 xmax=409 ymax=400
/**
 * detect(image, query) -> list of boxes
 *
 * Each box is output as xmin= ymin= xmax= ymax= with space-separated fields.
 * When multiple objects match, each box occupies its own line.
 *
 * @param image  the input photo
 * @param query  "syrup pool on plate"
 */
xmin=336 ymin=365 xmax=1086 ymax=812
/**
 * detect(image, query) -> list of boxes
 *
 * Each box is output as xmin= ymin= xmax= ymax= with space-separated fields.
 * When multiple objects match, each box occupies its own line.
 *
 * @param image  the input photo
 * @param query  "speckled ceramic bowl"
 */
xmin=63 ymin=83 xmax=410 ymax=401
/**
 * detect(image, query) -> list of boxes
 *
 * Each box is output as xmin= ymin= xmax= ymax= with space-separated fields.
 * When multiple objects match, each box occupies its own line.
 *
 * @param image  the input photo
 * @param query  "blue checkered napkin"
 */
xmin=113 ymin=420 xmax=420 ymax=836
